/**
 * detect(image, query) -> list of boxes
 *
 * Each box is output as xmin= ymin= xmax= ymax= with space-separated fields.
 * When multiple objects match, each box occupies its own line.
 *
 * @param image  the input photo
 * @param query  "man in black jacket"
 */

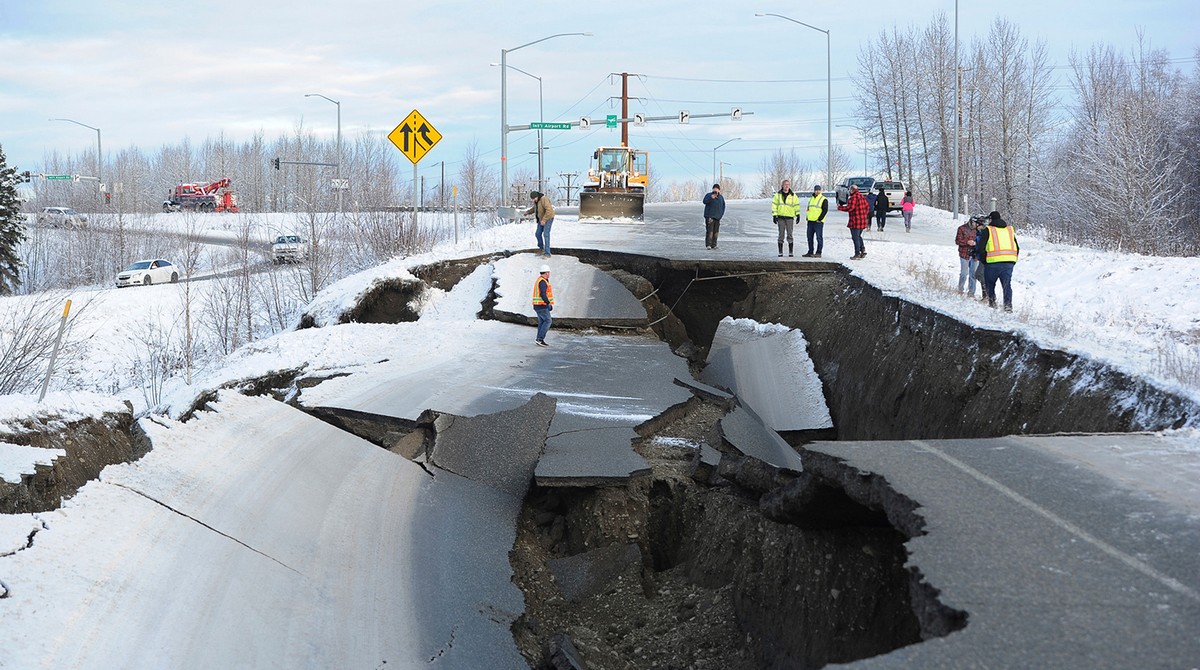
xmin=702 ymin=184 xmax=726 ymax=249
xmin=874 ymin=186 xmax=889 ymax=231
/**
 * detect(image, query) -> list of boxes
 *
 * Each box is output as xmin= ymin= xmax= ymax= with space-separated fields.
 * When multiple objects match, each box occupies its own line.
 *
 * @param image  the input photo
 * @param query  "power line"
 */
xmin=643 ymin=74 xmax=854 ymax=84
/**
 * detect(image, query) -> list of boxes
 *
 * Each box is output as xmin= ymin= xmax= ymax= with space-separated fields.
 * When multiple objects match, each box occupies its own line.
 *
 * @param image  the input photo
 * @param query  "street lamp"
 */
xmin=953 ymin=0 xmax=960 ymax=220
xmin=719 ymin=161 xmax=733 ymax=187
xmin=49 ymin=118 xmax=102 ymax=204
xmin=501 ymin=32 xmax=591 ymax=212
xmin=836 ymin=124 xmax=867 ymax=174
xmin=755 ymin=13 xmax=831 ymax=191
xmin=712 ymin=138 xmax=741 ymax=185
xmin=304 ymin=93 xmax=342 ymax=213
xmin=492 ymin=62 xmax=545 ymax=195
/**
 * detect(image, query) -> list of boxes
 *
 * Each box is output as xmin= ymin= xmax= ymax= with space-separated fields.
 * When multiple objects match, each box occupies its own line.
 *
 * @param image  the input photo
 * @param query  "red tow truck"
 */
xmin=163 ymin=178 xmax=239 ymax=213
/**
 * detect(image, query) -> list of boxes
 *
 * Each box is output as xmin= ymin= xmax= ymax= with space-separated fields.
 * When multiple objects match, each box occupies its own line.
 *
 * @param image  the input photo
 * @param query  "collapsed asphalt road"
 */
xmin=1 ymin=202 xmax=1197 ymax=669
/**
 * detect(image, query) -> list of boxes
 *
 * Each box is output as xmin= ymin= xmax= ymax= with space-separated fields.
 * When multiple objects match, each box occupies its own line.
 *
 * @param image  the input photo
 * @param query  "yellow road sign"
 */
xmin=388 ymin=109 xmax=443 ymax=164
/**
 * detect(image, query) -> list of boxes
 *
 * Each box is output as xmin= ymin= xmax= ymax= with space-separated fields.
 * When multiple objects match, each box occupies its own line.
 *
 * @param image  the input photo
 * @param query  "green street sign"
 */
xmin=606 ymin=114 xmax=618 ymax=129
xmin=531 ymin=122 xmax=571 ymax=130
xmin=45 ymin=175 xmax=72 ymax=181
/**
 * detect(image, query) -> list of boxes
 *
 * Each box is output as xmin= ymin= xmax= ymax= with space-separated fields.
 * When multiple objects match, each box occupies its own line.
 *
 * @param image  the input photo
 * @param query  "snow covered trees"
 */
xmin=852 ymin=20 xmax=1197 ymax=256
xmin=854 ymin=16 xmax=1056 ymax=224
xmin=1059 ymin=36 xmax=1190 ymax=255
xmin=0 ymin=144 xmax=27 ymax=294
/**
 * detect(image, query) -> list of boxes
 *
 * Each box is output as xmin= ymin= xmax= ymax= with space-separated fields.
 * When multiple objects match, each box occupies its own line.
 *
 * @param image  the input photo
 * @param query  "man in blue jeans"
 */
xmin=532 ymin=265 xmax=554 ymax=346
xmin=802 ymin=185 xmax=828 ymax=257
xmin=524 ymin=191 xmax=556 ymax=257
xmin=979 ymin=211 xmax=1019 ymax=311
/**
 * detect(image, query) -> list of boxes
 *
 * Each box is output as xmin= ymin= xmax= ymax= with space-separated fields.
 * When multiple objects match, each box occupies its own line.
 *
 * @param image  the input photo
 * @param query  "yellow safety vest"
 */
xmin=532 ymin=276 xmax=554 ymax=306
xmin=806 ymin=193 xmax=826 ymax=222
xmin=985 ymin=226 xmax=1019 ymax=263
xmin=771 ymin=191 xmax=801 ymax=218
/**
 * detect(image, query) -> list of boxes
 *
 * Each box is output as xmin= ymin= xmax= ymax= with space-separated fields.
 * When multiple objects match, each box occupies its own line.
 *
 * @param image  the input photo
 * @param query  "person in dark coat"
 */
xmin=873 ymin=186 xmax=889 ymax=231
xmin=701 ymin=183 xmax=726 ymax=249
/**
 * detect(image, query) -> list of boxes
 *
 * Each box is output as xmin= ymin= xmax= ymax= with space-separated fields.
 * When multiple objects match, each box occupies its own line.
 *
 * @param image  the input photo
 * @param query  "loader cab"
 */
xmin=597 ymin=148 xmax=627 ymax=173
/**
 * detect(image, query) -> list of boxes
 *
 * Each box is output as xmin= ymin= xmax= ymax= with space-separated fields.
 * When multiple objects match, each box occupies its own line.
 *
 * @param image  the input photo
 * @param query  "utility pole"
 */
xmin=558 ymin=172 xmax=579 ymax=206
xmin=621 ymin=72 xmax=630 ymax=147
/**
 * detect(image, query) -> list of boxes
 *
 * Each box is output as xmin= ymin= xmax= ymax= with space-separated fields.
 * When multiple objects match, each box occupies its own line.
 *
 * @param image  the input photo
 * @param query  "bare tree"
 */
xmin=757 ymin=149 xmax=809 ymax=197
xmin=458 ymin=140 xmax=497 ymax=227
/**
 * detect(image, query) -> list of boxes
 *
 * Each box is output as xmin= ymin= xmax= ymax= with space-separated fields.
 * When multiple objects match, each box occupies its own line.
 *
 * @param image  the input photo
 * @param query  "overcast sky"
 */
xmin=2 ymin=1 xmax=1196 ymax=192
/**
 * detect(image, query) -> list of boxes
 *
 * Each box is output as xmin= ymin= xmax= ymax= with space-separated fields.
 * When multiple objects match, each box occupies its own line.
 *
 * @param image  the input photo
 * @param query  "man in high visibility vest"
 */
xmin=802 ymin=185 xmax=828 ymax=258
xmin=771 ymin=179 xmax=801 ymax=257
xmin=532 ymin=264 xmax=554 ymax=346
xmin=980 ymin=210 xmax=1020 ymax=312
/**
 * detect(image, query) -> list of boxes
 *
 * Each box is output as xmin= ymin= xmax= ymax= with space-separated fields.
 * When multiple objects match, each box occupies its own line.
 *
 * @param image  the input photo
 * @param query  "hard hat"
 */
xmin=539 ymin=264 xmax=550 ymax=273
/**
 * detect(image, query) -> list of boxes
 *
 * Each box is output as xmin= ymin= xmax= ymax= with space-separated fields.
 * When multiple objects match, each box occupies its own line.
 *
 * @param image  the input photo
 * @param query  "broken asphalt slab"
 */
xmin=302 ymin=322 xmax=693 ymax=487
xmin=492 ymin=253 xmax=648 ymax=327
xmin=719 ymin=404 xmax=805 ymax=472
xmin=802 ymin=434 xmax=1200 ymax=669
xmin=701 ymin=317 xmax=832 ymax=432
xmin=430 ymin=393 xmax=557 ymax=498
xmin=0 ymin=392 xmax=529 ymax=668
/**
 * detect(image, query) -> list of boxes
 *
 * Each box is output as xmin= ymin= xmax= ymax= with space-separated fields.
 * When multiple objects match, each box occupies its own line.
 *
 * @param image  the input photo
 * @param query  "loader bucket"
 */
xmin=578 ymin=191 xmax=645 ymax=222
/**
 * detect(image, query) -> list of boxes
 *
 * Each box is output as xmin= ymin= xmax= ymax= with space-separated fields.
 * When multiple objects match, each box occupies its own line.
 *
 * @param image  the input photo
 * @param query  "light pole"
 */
xmin=501 ymin=32 xmax=591 ymax=213
xmin=755 ymin=13 xmax=831 ymax=190
xmin=837 ymin=124 xmax=867 ymax=174
xmin=49 ymin=118 xmax=102 ymax=204
xmin=305 ymin=93 xmax=342 ymax=213
xmin=720 ymin=161 xmax=733 ymax=187
xmin=492 ymin=63 xmax=545 ymax=194
xmin=952 ymin=0 xmax=960 ymax=220
xmin=711 ymin=138 xmax=741 ymax=185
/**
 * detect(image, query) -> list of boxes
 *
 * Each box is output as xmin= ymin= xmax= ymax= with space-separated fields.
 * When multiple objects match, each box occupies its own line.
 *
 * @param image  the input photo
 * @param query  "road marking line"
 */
xmin=910 ymin=439 xmax=1200 ymax=603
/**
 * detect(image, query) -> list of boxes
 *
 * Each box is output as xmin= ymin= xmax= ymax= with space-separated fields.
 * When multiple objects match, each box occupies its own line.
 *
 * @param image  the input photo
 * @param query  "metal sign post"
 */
xmin=388 ymin=109 xmax=443 ymax=229
xmin=38 ymin=299 xmax=72 ymax=402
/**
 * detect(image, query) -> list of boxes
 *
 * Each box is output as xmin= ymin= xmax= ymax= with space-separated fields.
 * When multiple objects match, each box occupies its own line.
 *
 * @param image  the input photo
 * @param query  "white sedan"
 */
xmin=115 ymin=259 xmax=179 ymax=287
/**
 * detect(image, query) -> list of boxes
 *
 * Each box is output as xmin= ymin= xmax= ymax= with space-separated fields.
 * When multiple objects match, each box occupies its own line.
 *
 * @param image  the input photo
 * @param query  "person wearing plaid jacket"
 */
xmin=839 ymin=184 xmax=870 ymax=260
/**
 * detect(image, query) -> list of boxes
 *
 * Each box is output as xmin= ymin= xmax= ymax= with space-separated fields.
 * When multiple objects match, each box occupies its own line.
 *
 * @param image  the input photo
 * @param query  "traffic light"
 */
xmin=272 ymin=157 xmax=280 ymax=170
xmin=21 ymin=171 xmax=31 ymax=183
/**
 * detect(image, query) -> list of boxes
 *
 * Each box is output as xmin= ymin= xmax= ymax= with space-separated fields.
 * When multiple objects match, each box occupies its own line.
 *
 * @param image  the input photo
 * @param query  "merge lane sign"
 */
xmin=388 ymin=109 xmax=443 ymax=164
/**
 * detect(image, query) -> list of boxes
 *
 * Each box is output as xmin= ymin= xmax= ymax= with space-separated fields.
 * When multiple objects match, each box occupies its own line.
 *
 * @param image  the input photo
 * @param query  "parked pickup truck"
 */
xmin=873 ymin=180 xmax=908 ymax=212
xmin=271 ymin=235 xmax=309 ymax=264
xmin=834 ymin=176 xmax=875 ymax=206
xmin=36 ymin=206 xmax=88 ymax=228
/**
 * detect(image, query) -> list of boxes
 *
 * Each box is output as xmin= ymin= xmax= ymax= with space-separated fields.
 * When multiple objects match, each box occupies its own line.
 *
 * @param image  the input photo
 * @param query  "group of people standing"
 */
xmin=956 ymin=211 xmax=1020 ymax=311
xmin=767 ymin=180 xmax=829 ymax=257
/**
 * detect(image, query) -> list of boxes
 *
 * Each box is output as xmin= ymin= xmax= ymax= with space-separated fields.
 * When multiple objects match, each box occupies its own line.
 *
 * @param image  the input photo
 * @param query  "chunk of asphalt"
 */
xmin=547 ymin=632 xmax=588 ymax=670
xmin=719 ymin=404 xmax=804 ymax=473
xmin=428 ymin=393 xmax=556 ymax=499
xmin=547 ymin=543 xmax=643 ymax=603
xmin=700 ymin=319 xmax=833 ymax=432
xmin=672 ymin=376 xmax=735 ymax=403
xmin=690 ymin=442 xmax=723 ymax=484
xmin=535 ymin=426 xmax=651 ymax=487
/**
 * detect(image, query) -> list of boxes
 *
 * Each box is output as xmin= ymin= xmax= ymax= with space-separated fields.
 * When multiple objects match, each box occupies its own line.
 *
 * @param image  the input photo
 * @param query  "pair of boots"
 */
xmin=778 ymin=242 xmax=793 ymax=257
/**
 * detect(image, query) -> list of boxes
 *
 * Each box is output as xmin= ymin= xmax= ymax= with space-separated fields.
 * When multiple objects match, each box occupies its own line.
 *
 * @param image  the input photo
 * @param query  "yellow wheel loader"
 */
xmin=578 ymin=146 xmax=649 ymax=222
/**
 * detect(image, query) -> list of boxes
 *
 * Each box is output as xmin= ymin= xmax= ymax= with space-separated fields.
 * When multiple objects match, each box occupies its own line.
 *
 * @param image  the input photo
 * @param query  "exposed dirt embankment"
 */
xmin=575 ymin=250 xmax=1197 ymax=439
xmin=0 ymin=403 xmax=141 ymax=513
xmin=741 ymin=272 xmax=1197 ymax=438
